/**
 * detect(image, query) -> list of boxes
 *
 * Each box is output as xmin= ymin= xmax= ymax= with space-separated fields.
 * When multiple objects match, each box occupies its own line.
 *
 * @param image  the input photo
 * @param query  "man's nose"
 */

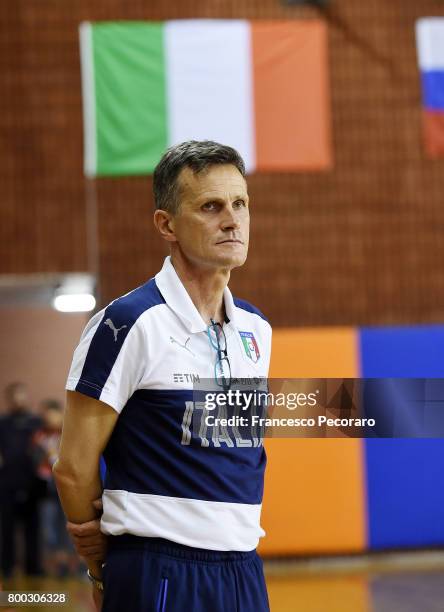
xmin=220 ymin=206 xmax=240 ymax=231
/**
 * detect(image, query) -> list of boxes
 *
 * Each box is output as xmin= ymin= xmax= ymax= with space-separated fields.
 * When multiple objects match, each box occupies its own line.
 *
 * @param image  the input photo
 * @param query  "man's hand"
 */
xmin=66 ymin=498 xmax=107 ymax=561
xmin=54 ymin=392 xmax=117 ymax=612
xmin=92 ymin=584 xmax=103 ymax=612
xmin=67 ymin=518 xmax=107 ymax=560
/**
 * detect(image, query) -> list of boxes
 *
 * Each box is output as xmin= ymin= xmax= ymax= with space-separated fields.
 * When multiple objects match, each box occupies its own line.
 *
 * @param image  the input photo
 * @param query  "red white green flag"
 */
xmin=80 ymin=20 xmax=332 ymax=176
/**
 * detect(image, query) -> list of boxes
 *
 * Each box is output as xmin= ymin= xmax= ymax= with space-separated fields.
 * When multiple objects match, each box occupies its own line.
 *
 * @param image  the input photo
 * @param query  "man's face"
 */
xmin=170 ymin=164 xmax=250 ymax=271
xmin=6 ymin=384 xmax=28 ymax=412
xmin=44 ymin=407 xmax=63 ymax=430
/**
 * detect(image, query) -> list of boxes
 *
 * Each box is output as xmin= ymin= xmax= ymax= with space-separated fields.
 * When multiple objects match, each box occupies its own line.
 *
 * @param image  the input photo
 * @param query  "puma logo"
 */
xmin=104 ymin=318 xmax=127 ymax=342
xmin=170 ymin=336 xmax=195 ymax=356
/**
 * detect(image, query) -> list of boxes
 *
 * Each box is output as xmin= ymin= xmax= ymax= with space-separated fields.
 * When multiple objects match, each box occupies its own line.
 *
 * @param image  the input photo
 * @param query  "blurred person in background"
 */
xmin=31 ymin=399 xmax=79 ymax=578
xmin=0 ymin=382 xmax=43 ymax=578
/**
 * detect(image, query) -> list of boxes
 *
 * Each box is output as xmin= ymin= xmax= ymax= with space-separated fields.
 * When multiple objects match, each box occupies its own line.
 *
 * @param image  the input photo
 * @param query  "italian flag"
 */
xmin=80 ymin=20 xmax=332 ymax=176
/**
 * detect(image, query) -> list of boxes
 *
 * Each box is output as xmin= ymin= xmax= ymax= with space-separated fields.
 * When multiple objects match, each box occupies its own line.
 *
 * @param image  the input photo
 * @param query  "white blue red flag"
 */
xmin=416 ymin=18 xmax=444 ymax=158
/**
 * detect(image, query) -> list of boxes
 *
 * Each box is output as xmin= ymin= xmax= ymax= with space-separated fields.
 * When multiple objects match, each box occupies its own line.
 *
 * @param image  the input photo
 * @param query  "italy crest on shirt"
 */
xmin=239 ymin=331 xmax=260 ymax=363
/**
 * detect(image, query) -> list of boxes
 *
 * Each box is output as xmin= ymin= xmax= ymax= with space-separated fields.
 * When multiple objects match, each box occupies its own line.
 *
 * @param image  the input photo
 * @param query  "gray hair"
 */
xmin=153 ymin=140 xmax=246 ymax=215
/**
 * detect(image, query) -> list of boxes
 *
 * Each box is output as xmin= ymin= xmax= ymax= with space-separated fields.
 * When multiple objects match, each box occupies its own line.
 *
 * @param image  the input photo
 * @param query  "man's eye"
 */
xmin=202 ymin=202 xmax=217 ymax=211
xmin=233 ymin=200 xmax=246 ymax=208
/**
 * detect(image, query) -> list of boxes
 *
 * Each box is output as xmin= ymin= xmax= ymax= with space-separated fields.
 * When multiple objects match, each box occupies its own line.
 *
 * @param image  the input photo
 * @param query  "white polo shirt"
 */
xmin=66 ymin=256 xmax=272 ymax=551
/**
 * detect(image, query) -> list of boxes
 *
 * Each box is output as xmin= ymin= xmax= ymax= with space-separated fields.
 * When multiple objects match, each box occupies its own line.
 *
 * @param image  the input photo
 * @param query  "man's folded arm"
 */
xmin=53 ymin=390 xmax=119 ymax=577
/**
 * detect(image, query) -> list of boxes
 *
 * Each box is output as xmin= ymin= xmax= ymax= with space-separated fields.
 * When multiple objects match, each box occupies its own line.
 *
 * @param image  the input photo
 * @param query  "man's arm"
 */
xmin=53 ymin=390 xmax=119 ymax=578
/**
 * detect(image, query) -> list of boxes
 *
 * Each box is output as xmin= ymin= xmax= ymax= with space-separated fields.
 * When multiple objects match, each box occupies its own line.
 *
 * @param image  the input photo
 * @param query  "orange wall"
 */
xmin=0 ymin=307 xmax=87 ymax=414
xmin=259 ymin=327 xmax=367 ymax=555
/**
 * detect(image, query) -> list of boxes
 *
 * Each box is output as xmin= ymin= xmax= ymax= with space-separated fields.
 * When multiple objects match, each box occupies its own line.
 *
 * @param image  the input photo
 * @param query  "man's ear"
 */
xmin=153 ymin=209 xmax=177 ymax=242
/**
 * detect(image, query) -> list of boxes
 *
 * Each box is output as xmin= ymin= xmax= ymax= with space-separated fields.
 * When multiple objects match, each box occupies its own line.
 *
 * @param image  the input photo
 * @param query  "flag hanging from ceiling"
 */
xmin=416 ymin=18 xmax=444 ymax=158
xmin=79 ymin=20 xmax=332 ymax=177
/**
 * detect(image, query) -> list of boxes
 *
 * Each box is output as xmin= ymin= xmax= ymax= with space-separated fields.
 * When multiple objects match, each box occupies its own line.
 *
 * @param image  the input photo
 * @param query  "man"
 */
xmin=0 ymin=382 xmax=43 ymax=578
xmin=32 ymin=399 xmax=77 ymax=576
xmin=54 ymin=140 xmax=272 ymax=611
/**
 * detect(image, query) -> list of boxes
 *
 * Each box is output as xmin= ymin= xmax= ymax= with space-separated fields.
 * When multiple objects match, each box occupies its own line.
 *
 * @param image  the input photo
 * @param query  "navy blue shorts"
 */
xmin=102 ymin=535 xmax=270 ymax=612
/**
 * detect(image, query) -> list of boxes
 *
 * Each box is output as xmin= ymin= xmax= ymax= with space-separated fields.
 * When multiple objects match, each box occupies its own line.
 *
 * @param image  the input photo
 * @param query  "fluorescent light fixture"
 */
xmin=53 ymin=293 xmax=96 ymax=312
xmin=52 ymin=273 xmax=96 ymax=312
